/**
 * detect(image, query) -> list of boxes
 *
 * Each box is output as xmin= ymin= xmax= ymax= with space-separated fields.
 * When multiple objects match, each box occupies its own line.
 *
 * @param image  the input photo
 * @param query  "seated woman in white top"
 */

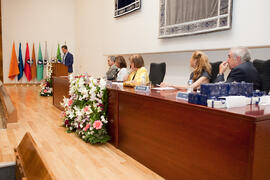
xmin=115 ymin=56 xmax=129 ymax=81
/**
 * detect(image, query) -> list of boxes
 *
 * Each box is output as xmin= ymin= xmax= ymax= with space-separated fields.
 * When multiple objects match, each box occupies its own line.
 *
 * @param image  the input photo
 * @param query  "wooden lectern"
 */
xmin=51 ymin=63 xmax=69 ymax=110
xmin=52 ymin=63 xmax=68 ymax=77
xmin=52 ymin=76 xmax=69 ymax=111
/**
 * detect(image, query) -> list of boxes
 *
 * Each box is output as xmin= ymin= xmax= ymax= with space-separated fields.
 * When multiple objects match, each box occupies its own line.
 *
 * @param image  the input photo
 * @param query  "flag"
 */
xmin=18 ymin=43 xmax=24 ymax=80
xmin=44 ymin=41 xmax=48 ymax=65
xmin=24 ymin=43 xmax=32 ymax=81
xmin=57 ymin=44 xmax=62 ymax=63
xmin=37 ymin=43 xmax=44 ymax=81
xmin=8 ymin=42 xmax=20 ymax=80
xmin=31 ymin=44 xmax=37 ymax=80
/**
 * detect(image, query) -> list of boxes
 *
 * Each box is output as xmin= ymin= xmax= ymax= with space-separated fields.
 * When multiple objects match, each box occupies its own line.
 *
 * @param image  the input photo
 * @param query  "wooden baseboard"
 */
xmin=4 ymin=83 xmax=41 ymax=86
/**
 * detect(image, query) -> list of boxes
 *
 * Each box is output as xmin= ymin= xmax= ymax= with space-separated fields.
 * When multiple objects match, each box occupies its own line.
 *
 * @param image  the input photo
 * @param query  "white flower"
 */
xmin=74 ymin=106 xmax=84 ymax=118
xmin=99 ymin=78 xmax=106 ymax=90
xmin=69 ymin=73 xmax=74 ymax=82
xmin=88 ymin=77 xmax=94 ymax=82
xmin=101 ymin=116 xmax=108 ymax=123
xmin=61 ymin=97 xmax=69 ymax=107
xmin=68 ymin=112 xmax=75 ymax=119
xmin=78 ymin=78 xmax=85 ymax=88
xmin=90 ymin=86 xmax=96 ymax=94
xmin=80 ymin=87 xmax=88 ymax=95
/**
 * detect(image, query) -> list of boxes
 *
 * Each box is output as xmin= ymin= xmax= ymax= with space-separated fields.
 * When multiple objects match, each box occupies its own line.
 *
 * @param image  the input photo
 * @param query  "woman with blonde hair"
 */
xmin=161 ymin=51 xmax=211 ymax=90
xmin=124 ymin=54 xmax=149 ymax=86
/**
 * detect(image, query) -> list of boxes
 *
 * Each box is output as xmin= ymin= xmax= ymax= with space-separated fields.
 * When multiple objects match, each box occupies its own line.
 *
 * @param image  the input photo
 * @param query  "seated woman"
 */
xmin=124 ymin=55 xmax=150 ymax=86
xmin=161 ymin=51 xmax=211 ymax=90
xmin=106 ymin=56 xmax=118 ymax=80
xmin=115 ymin=56 xmax=129 ymax=81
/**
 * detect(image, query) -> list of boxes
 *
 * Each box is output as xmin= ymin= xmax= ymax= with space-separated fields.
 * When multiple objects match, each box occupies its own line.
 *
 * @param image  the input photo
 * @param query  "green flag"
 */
xmin=57 ymin=44 xmax=62 ymax=63
xmin=37 ymin=43 xmax=44 ymax=81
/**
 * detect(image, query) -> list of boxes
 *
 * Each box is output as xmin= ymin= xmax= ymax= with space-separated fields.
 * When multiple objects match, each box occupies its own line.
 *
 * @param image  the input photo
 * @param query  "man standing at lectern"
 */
xmin=62 ymin=45 xmax=74 ymax=74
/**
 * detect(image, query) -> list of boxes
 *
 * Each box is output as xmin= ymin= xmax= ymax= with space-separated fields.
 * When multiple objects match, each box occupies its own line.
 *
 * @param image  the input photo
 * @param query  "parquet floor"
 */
xmin=0 ymin=85 xmax=163 ymax=180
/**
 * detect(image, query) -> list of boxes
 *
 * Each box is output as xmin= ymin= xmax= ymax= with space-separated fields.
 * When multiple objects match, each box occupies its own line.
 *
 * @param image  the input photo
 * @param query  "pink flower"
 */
xmin=44 ymin=89 xmax=48 ymax=93
xmin=61 ymin=111 xmax=66 ymax=118
xmin=83 ymin=124 xmax=91 ymax=131
xmin=83 ymin=106 xmax=89 ymax=112
xmin=93 ymin=120 xmax=103 ymax=130
xmin=68 ymin=99 xmax=73 ymax=106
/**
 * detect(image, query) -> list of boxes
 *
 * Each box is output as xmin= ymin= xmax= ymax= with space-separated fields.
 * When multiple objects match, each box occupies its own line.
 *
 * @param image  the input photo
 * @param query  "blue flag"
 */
xmin=18 ymin=43 xmax=24 ymax=80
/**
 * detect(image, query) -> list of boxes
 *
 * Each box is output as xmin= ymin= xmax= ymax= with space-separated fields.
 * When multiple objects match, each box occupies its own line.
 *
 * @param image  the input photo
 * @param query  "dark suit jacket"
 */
xmin=215 ymin=61 xmax=261 ymax=90
xmin=64 ymin=52 xmax=74 ymax=73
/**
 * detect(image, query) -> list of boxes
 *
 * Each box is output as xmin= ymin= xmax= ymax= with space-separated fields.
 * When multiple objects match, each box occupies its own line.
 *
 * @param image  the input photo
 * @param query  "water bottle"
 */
xmin=187 ymin=80 xmax=193 ymax=93
xmin=141 ymin=75 xmax=146 ymax=86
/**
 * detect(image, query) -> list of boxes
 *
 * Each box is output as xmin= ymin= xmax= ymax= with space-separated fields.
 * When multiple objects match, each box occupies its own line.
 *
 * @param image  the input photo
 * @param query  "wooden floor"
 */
xmin=0 ymin=85 xmax=163 ymax=180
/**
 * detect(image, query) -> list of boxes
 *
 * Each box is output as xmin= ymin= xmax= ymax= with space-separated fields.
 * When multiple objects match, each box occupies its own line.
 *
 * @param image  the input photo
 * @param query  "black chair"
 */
xmin=149 ymin=62 xmax=166 ymax=85
xmin=253 ymin=59 xmax=270 ymax=93
xmin=210 ymin=61 xmax=222 ymax=83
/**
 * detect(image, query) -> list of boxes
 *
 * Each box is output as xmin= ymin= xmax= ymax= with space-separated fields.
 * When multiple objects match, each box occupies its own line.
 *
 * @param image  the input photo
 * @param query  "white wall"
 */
xmin=73 ymin=0 xmax=270 ymax=83
xmin=102 ymin=0 xmax=270 ymax=55
xmin=2 ymin=0 xmax=76 ymax=84
xmin=3 ymin=0 xmax=270 ymax=84
xmin=74 ymin=0 xmax=106 ymax=78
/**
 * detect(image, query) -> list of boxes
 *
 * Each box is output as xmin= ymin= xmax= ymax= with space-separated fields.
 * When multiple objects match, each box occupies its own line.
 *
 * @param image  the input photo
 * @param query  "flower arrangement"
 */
xmin=61 ymin=74 xmax=110 ymax=144
xmin=40 ymin=78 xmax=53 ymax=96
xmin=40 ymin=62 xmax=53 ymax=96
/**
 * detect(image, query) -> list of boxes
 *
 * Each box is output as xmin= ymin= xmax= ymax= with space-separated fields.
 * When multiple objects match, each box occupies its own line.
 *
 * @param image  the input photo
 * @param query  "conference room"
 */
xmin=1 ymin=0 xmax=270 ymax=180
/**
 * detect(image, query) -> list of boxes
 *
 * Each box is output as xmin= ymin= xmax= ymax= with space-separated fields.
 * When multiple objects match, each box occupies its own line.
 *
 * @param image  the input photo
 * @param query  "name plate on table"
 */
xmin=135 ymin=85 xmax=150 ymax=92
xmin=176 ymin=92 xmax=189 ymax=101
xmin=207 ymin=99 xmax=226 ymax=108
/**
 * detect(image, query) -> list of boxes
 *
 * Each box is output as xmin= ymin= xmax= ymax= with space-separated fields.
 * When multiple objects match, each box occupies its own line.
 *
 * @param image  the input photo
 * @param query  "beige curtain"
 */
xmin=166 ymin=0 xmax=219 ymax=25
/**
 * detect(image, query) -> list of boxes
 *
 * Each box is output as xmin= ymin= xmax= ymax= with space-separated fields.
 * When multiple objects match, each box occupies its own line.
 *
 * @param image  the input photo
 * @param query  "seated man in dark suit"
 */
xmin=215 ymin=47 xmax=261 ymax=90
xmin=106 ymin=56 xmax=119 ymax=80
xmin=62 ymin=45 xmax=74 ymax=74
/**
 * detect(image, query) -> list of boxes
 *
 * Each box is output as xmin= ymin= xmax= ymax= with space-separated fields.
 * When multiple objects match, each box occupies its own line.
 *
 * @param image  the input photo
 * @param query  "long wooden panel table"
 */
xmin=107 ymin=84 xmax=270 ymax=180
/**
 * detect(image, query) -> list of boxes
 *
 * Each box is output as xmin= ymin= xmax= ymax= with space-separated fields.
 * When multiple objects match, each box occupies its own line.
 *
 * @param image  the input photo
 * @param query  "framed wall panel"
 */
xmin=114 ymin=0 xmax=141 ymax=18
xmin=159 ymin=0 xmax=233 ymax=38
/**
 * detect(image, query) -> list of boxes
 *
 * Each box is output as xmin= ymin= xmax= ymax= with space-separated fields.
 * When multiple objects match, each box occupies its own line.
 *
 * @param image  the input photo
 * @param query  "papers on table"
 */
xmin=112 ymin=82 xmax=123 ymax=85
xmin=152 ymin=87 xmax=176 ymax=91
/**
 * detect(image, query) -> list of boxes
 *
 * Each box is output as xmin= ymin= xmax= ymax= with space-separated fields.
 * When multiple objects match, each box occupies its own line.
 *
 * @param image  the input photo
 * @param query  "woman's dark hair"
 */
xmin=129 ymin=54 xmax=144 ymax=68
xmin=115 ymin=56 xmax=127 ymax=68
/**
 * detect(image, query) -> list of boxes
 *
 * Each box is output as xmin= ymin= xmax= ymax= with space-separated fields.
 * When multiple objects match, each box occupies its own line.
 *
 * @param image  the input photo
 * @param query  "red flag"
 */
xmin=8 ymin=42 xmax=20 ymax=80
xmin=24 ymin=43 xmax=32 ymax=81
xmin=31 ymin=44 xmax=37 ymax=79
